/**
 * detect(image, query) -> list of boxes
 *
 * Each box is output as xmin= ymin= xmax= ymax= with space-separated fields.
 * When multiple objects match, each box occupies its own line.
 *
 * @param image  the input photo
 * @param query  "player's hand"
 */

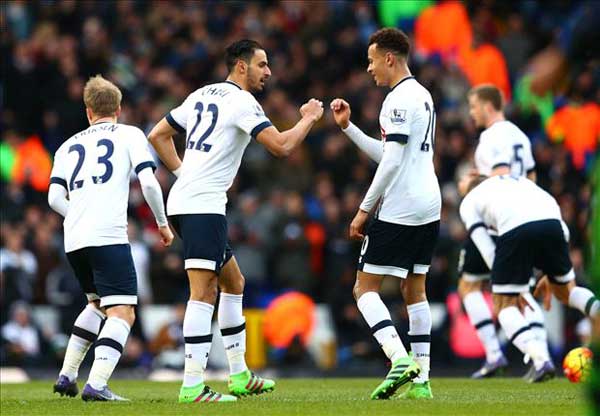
xmin=458 ymin=169 xmax=480 ymax=197
xmin=349 ymin=209 xmax=368 ymax=240
xmin=330 ymin=98 xmax=351 ymax=129
xmin=158 ymin=225 xmax=174 ymax=247
xmin=300 ymin=98 xmax=324 ymax=122
xmin=533 ymin=275 xmax=552 ymax=311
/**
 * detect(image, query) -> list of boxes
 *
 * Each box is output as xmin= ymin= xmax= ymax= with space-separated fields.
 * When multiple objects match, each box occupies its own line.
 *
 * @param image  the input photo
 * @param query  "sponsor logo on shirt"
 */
xmin=390 ymin=109 xmax=407 ymax=124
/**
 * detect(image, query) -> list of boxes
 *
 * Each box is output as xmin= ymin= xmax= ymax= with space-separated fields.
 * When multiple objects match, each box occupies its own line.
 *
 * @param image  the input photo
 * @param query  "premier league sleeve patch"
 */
xmin=390 ymin=109 xmax=407 ymax=124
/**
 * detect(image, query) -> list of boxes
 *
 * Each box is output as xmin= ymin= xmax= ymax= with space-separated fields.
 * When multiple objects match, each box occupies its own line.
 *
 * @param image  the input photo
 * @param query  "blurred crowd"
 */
xmin=1 ymin=1 xmax=598 ymax=370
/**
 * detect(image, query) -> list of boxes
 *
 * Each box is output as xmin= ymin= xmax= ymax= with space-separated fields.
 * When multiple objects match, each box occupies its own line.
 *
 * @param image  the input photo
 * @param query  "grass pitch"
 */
xmin=0 ymin=378 xmax=586 ymax=416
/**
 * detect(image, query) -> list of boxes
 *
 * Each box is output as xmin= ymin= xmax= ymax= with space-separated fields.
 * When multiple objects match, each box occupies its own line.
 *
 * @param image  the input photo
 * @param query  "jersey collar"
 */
xmin=391 ymin=76 xmax=415 ymax=90
xmin=224 ymin=80 xmax=242 ymax=90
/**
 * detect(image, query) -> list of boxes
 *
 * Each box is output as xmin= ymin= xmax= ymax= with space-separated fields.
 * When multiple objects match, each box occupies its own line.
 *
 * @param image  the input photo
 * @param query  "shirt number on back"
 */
xmin=68 ymin=139 xmax=114 ymax=191
xmin=187 ymin=102 xmax=219 ymax=152
xmin=420 ymin=102 xmax=435 ymax=152
xmin=513 ymin=144 xmax=524 ymax=176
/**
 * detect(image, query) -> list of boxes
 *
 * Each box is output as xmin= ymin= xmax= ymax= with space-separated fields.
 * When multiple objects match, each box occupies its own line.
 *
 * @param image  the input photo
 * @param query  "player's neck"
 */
xmin=485 ymin=113 xmax=505 ymax=129
xmin=90 ymin=116 xmax=117 ymax=125
xmin=226 ymin=75 xmax=246 ymax=91
xmin=389 ymin=66 xmax=412 ymax=89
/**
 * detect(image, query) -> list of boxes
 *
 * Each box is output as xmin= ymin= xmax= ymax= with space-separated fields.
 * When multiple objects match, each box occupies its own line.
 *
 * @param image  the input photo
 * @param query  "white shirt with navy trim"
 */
xmin=50 ymin=123 xmax=156 ymax=252
xmin=474 ymin=120 xmax=535 ymax=177
xmin=372 ymin=76 xmax=441 ymax=225
xmin=459 ymin=175 xmax=563 ymax=237
xmin=165 ymin=81 xmax=272 ymax=216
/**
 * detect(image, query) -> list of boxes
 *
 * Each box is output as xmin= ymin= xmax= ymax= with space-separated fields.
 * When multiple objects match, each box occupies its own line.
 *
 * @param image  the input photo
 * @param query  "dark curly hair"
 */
xmin=225 ymin=39 xmax=264 ymax=72
xmin=368 ymin=28 xmax=410 ymax=57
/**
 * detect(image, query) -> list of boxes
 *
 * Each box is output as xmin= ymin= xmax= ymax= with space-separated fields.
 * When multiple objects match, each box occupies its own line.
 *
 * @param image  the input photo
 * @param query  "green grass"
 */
xmin=0 ymin=378 xmax=587 ymax=416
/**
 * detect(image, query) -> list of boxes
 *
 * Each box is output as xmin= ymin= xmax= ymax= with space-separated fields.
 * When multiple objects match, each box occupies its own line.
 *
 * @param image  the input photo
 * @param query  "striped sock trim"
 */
xmin=185 ymin=334 xmax=213 ymax=344
xmin=408 ymin=334 xmax=431 ymax=343
xmin=371 ymin=319 xmax=394 ymax=335
xmin=95 ymin=337 xmax=123 ymax=354
xmin=221 ymin=322 xmax=245 ymax=336
xmin=474 ymin=319 xmax=494 ymax=330
xmin=584 ymin=297 xmax=599 ymax=316
xmin=72 ymin=325 xmax=98 ymax=342
xmin=509 ymin=325 xmax=531 ymax=344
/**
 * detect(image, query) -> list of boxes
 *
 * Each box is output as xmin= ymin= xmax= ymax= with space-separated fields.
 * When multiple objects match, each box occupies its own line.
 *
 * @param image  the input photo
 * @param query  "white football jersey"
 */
xmin=50 ymin=123 xmax=156 ymax=252
xmin=376 ymin=76 xmax=441 ymax=225
xmin=165 ymin=81 xmax=272 ymax=216
xmin=459 ymin=175 xmax=563 ymax=236
xmin=474 ymin=120 xmax=535 ymax=176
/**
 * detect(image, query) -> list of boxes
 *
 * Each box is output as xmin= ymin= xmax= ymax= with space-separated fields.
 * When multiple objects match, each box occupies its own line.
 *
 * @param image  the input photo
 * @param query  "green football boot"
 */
xmin=397 ymin=381 xmax=433 ymax=399
xmin=370 ymin=356 xmax=421 ymax=400
xmin=178 ymin=383 xmax=237 ymax=403
xmin=228 ymin=370 xmax=275 ymax=397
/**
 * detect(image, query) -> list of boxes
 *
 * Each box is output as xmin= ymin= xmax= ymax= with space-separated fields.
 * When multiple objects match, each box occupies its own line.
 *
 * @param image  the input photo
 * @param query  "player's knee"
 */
xmin=106 ymin=304 xmax=136 ymax=326
xmin=220 ymin=273 xmax=245 ymax=294
xmin=457 ymin=278 xmax=480 ymax=299
xmin=552 ymin=283 xmax=571 ymax=304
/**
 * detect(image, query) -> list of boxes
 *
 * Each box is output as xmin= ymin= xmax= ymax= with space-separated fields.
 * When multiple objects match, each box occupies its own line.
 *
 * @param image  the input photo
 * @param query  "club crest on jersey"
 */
xmin=390 ymin=109 xmax=407 ymax=124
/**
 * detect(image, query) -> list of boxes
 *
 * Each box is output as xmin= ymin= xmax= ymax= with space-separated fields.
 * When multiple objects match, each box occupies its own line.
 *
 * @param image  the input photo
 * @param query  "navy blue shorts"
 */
xmin=66 ymin=244 xmax=137 ymax=307
xmin=458 ymin=235 xmax=498 ymax=281
xmin=169 ymin=214 xmax=233 ymax=273
xmin=492 ymin=219 xmax=574 ymax=294
xmin=358 ymin=219 xmax=439 ymax=278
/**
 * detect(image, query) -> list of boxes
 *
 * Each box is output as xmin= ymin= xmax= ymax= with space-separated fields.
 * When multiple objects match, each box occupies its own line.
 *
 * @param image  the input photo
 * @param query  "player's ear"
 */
xmin=115 ymin=105 xmax=121 ymax=118
xmin=236 ymin=59 xmax=247 ymax=75
xmin=86 ymin=107 xmax=93 ymax=124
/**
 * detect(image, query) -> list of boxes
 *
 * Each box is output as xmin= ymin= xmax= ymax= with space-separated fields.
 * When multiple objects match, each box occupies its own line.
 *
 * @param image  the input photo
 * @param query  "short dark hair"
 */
xmin=368 ymin=28 xmax=410 ymax=57
xmin=468 ymin=84 xmax=504 ymax=111
xmin=225 ymin=39 xmax=264 ymax=72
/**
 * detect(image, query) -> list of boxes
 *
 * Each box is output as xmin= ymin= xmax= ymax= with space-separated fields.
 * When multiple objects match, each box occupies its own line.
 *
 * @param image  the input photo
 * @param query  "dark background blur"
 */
xmin=1 ymin=0 xmax=598 ymax=376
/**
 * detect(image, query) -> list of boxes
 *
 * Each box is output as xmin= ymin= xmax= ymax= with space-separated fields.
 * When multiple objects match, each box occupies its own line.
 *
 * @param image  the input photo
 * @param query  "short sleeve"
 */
xmin=49 ymin=148 xmax=68 ymax=190
xmin=523 ymin=143 xmax=536 ymax=173
xmin=233 ymin=92 xmax=273 ymax=139
xmin=459 ymin=191 xmax=485 ymax=233
xmin=165 ymin=97 xmax=191 ymax=134
xmin=127 ymin=127 xmax=157 ymax=175
xmin=476 ymin=136 xmax=511 ymax=175
xmin=380 ymin=97 xmax=411 ymax=144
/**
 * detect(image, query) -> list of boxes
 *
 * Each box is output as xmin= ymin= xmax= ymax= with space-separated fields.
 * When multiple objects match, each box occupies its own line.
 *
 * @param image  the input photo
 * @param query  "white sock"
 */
xmin=522 ymin=292 xmax=551 ymax=359
xmin=218 ymin=293 xmax=248 ymax=375
xmin=463 ymin=291 xmax=504 ymax=363
xmin=60 ymin=304 xmax=106 ymax=382
xmin=568 ymin=287 xmax=600 ymax=317
xmin=87 ymin=316 xmax=130 ymax=390
xmin=498 ymin=306 xmax=548 ymax=369
xmin=407 ymin=301 xmax=431 ymax=383
xmin=183 ymin=300 xmax=214 ymax=387
xmin=357 ymin=292 xmax=407 ymax=362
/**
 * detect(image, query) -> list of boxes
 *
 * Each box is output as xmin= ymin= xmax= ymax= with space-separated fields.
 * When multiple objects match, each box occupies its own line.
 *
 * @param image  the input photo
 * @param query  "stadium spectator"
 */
xmin=1 ymin=301 xmax=44 ymax=365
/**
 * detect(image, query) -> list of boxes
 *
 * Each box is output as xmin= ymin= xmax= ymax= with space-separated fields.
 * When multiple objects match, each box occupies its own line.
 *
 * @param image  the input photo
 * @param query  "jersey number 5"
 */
xmin=187 ymin=102 xmax=218 ymax=152
xmin=68 ymin=139 xmax=114 ymax=191
xmin=420 ymin=102 xmax=435 ymax=152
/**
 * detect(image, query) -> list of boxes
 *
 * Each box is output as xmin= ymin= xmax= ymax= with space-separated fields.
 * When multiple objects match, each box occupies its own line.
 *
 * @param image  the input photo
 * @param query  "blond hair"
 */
xmin=83 ymin=75 xmax=122 ymax=117
xmin=467 ymin=84 xmax=504 ymax=111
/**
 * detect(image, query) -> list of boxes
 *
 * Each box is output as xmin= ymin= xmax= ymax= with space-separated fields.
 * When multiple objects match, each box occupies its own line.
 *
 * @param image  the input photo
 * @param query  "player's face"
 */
xmin=367 ymin=44 xmax=388 ymax=86
xmin=247 ymin=49 xmax=271 ymax=93
xmin=468 ymin=95 xmax=486 ymax=128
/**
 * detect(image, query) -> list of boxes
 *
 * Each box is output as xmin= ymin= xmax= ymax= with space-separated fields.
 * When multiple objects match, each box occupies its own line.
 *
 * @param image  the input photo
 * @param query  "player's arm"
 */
xmin=48 ymin=182 xmax=69 ymax=217
xmin=130 ymin=129 xmax=174 ymax=246
xmin=459 ymin=195 xmax=495 ymax=269
xmin=331 ymin=98 xmax=383 ymax=163
xmin=256 ymin=99 xmax=323 ymax=157
xmin=147 ymin=118 xmax=183 ymax=176
xmin=360 ymin=141 xmax=405 ymax=213
xmin=48 ymin=151 xmax=69 ymax=217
